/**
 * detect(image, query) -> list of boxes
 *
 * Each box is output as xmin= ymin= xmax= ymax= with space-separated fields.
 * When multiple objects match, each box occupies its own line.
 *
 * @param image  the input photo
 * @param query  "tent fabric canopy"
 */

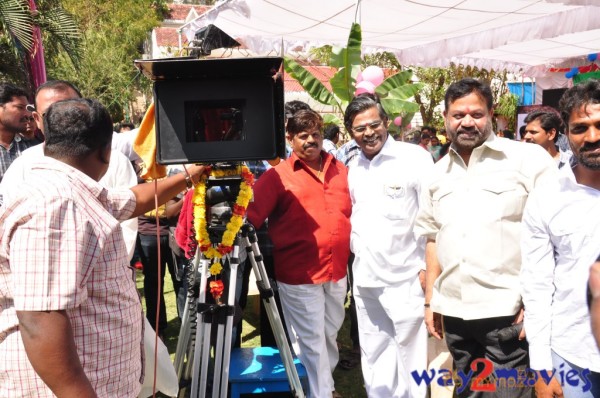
xmin=180 ymin=0 xmax=600 ymax=77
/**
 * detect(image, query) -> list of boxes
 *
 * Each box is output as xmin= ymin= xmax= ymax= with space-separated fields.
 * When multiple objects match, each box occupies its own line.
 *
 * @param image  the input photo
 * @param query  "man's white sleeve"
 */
xmin=520 ymin=188 xmax=555 ymax=370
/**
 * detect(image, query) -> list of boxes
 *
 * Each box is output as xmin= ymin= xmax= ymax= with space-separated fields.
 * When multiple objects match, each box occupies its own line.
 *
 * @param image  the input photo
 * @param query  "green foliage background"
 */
xmin=45 ymin=0 xmax=166 ymax=121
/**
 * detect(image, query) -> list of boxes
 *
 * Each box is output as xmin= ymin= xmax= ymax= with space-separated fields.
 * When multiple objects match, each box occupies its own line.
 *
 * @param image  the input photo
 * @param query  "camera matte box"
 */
xmin=134 ymin=57 xmax=285 ymax=164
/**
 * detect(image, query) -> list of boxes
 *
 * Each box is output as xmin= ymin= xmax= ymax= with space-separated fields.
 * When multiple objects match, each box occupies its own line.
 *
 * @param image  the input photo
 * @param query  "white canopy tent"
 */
xmin=179 ymin=0 xmax=600 ymax=77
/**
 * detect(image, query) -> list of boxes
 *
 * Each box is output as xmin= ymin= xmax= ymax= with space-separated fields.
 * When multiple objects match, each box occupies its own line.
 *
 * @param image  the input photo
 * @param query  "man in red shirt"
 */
xmin=248 ymin=109 xmax=351 ymax=398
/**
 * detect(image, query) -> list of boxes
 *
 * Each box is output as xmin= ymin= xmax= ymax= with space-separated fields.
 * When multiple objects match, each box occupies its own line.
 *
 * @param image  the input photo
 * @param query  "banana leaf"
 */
xmin=381 ymin=97 xmax=420 ymax=115
xmin=330 ymin=23 xmax=361 ymax=103
xmin=375 ymin=70 xmax=414 ymax=97
xmin=322 ymin=113 xmax=342 ymax=127
xmin=284 ymin=56 xmax=336 ymax=106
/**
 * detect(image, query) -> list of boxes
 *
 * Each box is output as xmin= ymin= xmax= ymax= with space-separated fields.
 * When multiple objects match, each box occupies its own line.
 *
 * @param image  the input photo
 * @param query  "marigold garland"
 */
xmin=192 ymin=165 xmax=254 ymax=300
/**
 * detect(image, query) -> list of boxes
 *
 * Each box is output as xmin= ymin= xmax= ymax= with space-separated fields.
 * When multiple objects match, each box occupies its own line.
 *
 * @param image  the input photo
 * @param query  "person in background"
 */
xmin=417 ymin=132 xmax=430 ymax=151
xmin=119 ymin=121 xmax=135 ymax=132
xmin=136 ymin=178 xmax=183 ymax=340
xmin=523 ymin=109 xmax=571 ymax=168
xmin=0 ymin=82 xmax=31 ymax=184
xmin=428 ymin=134 xmax=443 ymax=162
xmin=323 ymin=123 xmax=340 ymax=155
xmin=502 ymin=129 xmax=515 ymax=140
xmin=20 ymin=109 xmax=43 ymax=145
xmin=521 ymin=79 xmax=600 ymax=398
xmin=415 ymin=78 xmax=556 ymax=398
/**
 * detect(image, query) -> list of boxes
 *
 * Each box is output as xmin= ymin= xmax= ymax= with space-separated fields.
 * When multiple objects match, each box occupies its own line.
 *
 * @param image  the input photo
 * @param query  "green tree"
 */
xmin=412 ymin=64 xmax=510 ymax=130
xmin=47 ymin=0 xmax=166 ymax=120
xmin=0 ymin=0 xmax=81 ymax=93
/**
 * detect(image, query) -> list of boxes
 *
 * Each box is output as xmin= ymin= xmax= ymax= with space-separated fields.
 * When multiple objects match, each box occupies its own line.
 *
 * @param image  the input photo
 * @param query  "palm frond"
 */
xmin=0 ymin=0 xmax=34 ymax=51
xmin=34 ymin=6 xmax=81 ymax=66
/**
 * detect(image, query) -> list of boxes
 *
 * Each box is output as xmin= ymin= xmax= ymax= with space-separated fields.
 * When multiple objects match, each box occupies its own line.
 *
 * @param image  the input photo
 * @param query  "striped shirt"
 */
xmin=0 ymin=134 xmax=31 ymax=184
xmin=0 ymin=157 xmax=143 ymax=397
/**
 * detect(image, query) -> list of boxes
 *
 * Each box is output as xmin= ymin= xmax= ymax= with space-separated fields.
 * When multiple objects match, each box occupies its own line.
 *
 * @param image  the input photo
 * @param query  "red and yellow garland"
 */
xmin=192 ymin=165 xmax=254 ymax=301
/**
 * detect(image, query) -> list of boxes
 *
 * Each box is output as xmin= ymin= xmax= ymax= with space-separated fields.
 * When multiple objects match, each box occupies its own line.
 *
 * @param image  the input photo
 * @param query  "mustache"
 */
xmin=580 ymin=141 xmax=600 ymax=152
xmin=457 ymin=126 xmax=481 ymax=134
xmin=303 ymin=143 xmax=318 ymax=149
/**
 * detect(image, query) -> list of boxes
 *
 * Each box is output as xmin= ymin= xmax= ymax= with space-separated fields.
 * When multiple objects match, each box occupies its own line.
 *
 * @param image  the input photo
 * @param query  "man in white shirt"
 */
xmin=345 ymin=93 xmax=433 ymax=398
xmin=415 ymin=79 xmax=556 ymax=398
xmin=0 ymin=81 xmax=138 ymax=258
xmin=521 ymin=79 xmax=600 ymax=398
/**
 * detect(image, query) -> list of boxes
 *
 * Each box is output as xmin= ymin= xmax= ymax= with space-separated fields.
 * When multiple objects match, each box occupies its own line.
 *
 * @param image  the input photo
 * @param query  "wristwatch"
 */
xmin=185 ymin=174 xmax=194 ymax=189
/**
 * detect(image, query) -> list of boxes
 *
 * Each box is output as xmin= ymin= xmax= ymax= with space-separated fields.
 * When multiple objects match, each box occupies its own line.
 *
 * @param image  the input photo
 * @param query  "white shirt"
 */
xmin=0 ymin=145 xmax=139 ymax=260
xmin=349 ymin=136 xmax=433 ymax=287
xmin=521 ymin=165 xmax=600 ymax=371
xmin=415 ymin=134 xmax=557 ymax=319
xmin=113 ymin=130 xmax=142 ymax=164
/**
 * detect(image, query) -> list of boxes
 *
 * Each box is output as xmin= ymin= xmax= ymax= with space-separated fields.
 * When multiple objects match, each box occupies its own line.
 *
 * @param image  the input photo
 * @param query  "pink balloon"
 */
xmin=355 ymin=81 xmax=376 ymax=95
xmin=356 ymin=71 xmax=363 ymax=83
xmin=362 ymin=65 xmax=384 ymax=87
xmin=393 ymin=116 xmax=402 ymax=126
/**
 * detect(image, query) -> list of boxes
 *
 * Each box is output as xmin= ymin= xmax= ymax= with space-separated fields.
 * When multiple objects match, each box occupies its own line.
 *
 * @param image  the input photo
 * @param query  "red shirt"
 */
xmin=247 ymin=152 xmax=351 ymax=285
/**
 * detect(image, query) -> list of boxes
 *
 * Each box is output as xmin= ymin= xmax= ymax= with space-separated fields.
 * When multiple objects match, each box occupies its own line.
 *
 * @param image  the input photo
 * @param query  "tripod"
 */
xmin=174 ymin=211 xmax=305 ymax=398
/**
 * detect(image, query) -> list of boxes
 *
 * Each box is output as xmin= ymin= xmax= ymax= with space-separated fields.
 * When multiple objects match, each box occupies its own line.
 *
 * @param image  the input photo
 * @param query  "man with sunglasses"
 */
xmin=344 ymin=93 xmax=433 ymax=397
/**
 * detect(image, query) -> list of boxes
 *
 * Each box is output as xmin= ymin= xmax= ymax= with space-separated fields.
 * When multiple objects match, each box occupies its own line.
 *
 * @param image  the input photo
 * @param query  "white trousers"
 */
xmin=354 ymin=276 xmax=427 ymax=398
xmin=278 ymin=279 xmax=347 ymax=398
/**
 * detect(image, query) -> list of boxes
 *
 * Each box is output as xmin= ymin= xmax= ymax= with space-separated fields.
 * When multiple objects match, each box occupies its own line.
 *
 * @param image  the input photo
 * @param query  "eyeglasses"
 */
xmin=351 ymin=120 xmax=383 ymax=133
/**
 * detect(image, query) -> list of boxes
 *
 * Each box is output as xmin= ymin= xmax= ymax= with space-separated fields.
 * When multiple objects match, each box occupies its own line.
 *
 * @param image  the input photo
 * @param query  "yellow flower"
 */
xmin=192 ymin=165 xmax=254 ymax=260
xmin=209 ymin=261 xmax=223 ymax=276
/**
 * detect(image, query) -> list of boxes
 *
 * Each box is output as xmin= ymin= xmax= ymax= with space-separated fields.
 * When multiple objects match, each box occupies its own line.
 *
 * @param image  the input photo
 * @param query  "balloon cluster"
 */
xmin=354 ymin=65 xmax=384 ymax=95
xmin=354 ymin=66 xmax=404 ymax=128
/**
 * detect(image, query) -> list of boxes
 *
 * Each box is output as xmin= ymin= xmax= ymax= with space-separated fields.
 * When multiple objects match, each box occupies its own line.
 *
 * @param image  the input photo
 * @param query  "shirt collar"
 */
xmin=289 ymin=150 xmax=335 ymax=170
xmin=32 ymin=157 xmax=106 ymax=199
xmin=358 ymin=134 xmax=393 ymax=162
xmin=447 ymin=132 xmax=504 ymax=164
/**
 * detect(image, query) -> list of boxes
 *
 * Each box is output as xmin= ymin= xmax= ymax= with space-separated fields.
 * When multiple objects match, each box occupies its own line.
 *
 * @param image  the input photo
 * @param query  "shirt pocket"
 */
xmin=549 ymin=223 xmax=591 ymax=263
xmin=431 ymin=185 xmax=454 ymax=224
xmin=479 ymin=182 xmax=527 ymax=221
xmin=382 ymin=183 xmax=408 ymax=220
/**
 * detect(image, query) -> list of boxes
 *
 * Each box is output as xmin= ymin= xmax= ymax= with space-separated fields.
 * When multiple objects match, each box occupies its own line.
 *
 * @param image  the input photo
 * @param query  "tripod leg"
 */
xmin=242 ymin=225 xmax=306 ymax=398
xmin=191 ymin=256 xmax=210 ymax=398
xmin=218 ymin=245 xmax=239 ymax=398
xmin=175 ymin=254 xmax=199 ymax=378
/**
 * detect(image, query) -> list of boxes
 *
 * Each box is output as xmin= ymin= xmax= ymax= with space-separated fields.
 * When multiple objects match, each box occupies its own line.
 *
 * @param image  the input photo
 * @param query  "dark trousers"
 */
xmin=138 ymin=234 xmax=180 ymax=334
xmin=443 ymin=315 xmax=533 ymax=398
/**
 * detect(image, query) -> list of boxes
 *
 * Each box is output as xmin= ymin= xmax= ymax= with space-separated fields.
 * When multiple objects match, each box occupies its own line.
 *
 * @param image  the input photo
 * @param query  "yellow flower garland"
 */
xmin=192 ymin=165 xmax=254 ymax=275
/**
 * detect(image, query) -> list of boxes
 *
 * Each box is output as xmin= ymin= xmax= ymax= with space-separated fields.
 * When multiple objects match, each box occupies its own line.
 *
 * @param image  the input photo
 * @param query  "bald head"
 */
xmin=33 ymin=81 xmax=81 ymax=134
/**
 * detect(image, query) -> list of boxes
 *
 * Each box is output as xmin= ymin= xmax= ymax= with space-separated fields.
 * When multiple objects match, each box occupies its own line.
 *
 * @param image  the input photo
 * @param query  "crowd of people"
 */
xmin=0 ymin=76 xmax=598 ymax=398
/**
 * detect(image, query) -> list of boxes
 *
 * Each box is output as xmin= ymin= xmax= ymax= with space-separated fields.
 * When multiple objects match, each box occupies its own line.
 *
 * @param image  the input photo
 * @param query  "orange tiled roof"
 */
xmin=166 ymin=4 xmax=209 ymax=21
xmin=284 ymin=65 xmax=335 ymax=92
xmin=155 ymin=27 xmax=184 ymax=48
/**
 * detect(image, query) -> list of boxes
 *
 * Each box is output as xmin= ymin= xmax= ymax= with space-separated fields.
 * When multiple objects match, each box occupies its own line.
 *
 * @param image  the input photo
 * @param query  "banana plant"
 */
xmin=283 ymin=22 xmax=422 ymax=132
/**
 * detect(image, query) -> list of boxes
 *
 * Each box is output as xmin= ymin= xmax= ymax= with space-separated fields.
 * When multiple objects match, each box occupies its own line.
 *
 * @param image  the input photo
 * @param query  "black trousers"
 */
xmin=443 ymin=315 xmax=533 ymax=398
xmin=138 ymin=234 xmax=180 ymax=334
